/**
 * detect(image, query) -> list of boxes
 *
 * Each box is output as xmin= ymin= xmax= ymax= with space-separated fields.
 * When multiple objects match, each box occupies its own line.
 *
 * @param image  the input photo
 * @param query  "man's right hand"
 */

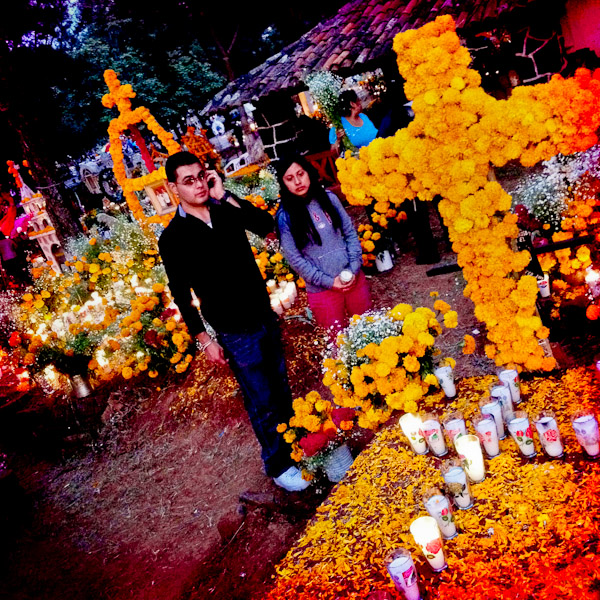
xmin=332 ymin=274 xmax=355 ymax=291
xmin=196 ymin=333 xmax=228 ymax=365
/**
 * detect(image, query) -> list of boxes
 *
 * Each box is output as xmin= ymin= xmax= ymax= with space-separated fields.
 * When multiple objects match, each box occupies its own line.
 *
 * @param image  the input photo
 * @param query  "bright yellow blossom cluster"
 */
xmin=336 ymin=16 xmax=600 ymax=372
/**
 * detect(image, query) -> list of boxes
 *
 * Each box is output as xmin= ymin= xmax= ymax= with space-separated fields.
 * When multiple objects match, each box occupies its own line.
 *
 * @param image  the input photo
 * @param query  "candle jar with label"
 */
xmin=497 ymin=365 xmax=521 ymax=404
xmin=570 ymin=410 xmax=600 ymax=458
xmin=489 ymin=381 xmax=514 ymax=420
xmin=506 ymin=410 xmax=537 ymax=457
xmin=472 ymin=413 xmax=500 ymax=458
xmin=420 ymin=413 xmax=447 ymax=457
xmin=441 ymin=458 xmax=473 ymax=509
xmin=479 ymin=397 xmax=506 ymax=440
xmin=409 ymin=516 xmax=447 ymax=572
xmin=442 ymin=411 xmax=466 ymax=450
xmin=385 ymin=548 xmax=422 ymax=600
xmin=454 ymin=434 xmax=485 ymax=482
xmin=433 ymin=365 xmax=456 ymax=398
xmin=399 ymin=414 xmax=428 ymax=455
xmin=422 ymin=487 xmax=457 ymax=539
xmin=532 ymin=409 xmax=564 ymax=458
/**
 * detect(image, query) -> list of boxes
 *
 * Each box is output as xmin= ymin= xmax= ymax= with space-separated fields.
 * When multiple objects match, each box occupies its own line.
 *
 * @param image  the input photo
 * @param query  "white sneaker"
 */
xmin=273 ymin=466 xmax=310 ymax=492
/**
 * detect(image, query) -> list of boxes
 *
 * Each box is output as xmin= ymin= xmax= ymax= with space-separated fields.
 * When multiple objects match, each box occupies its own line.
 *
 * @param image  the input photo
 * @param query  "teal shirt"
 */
xmin=329 ymin=113 xmax=378 ymax=148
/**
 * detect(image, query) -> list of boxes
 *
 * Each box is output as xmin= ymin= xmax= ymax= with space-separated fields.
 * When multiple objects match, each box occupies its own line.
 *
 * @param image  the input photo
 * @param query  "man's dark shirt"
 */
xmin=158 ymin=194 xmax=275 ymax=336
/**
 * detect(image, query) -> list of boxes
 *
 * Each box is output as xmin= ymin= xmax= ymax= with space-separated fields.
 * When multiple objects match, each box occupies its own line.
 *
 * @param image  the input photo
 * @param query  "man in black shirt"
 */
xmin=159 ymin=151 xmax=308 ymax=492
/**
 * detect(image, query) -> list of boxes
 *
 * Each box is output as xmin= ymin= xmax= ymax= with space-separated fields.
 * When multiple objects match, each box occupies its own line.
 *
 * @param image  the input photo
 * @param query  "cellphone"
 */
xmin=207 ymin=177 xmax=215 ymax=189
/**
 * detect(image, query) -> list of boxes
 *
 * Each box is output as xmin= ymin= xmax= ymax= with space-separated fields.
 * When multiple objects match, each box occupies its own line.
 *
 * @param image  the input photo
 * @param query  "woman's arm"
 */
xmin=276 ymin=211 xmax=335 ymax=290
xmin=328 ymin=192 xmax=363 ymax=274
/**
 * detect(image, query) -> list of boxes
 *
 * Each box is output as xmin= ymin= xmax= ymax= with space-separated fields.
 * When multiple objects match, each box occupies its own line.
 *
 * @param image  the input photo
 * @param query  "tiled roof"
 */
xmin=202 ymin=0 xmax=536 ymax=113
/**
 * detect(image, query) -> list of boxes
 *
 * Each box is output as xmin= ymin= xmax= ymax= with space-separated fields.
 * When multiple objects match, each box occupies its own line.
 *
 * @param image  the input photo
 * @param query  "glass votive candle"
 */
xmin=570 ymin=410 xmax=600 ymax=458
xmin=420 ymin=413 xmax=447 ymax=457
xmin=441 ymin=458 xmax=473 ymax=509
xmin=385 ymin=548 xmax=421 ymax=600
xmin=433 ymin=364 xmax=456 ymax=398
xmin=422 ymin=487 xmax=457 ymax=539
xmin=442 ymin=411 xmax=467 ymax=449
xmin=472 ymin=413 xmax=500 ymax=458
xmin=399 ymin=413 xmax=428 ymax=455
xmin=409 ymin=516 xmax=447 ymax=572
xmin=532 ymin=409 xmax=564 ymax=458
xmin=497 ymin=365 xmax=521 ymax=404
xmin=506 ymin=410 xmax=537 ymax=457
xmin=454 ymin=434 xmax=485 ymax=482
xmin=489 ymin=381 xmax=514 ymax=419
xmin=479 ymin=397 xmax=505 ymax=440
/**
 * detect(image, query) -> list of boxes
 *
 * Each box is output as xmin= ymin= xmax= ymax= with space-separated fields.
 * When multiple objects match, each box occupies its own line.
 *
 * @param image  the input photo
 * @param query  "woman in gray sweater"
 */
xmin=275 ymin=155 xmax=372 ymax=338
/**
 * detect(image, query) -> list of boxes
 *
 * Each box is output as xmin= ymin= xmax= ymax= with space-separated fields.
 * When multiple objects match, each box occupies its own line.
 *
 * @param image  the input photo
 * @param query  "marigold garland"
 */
xmin=265 ymin=366 xmax=600 ymax=600
xmin=102 ymin=70 xmax=181 ymax=228
xmin=336 ymin=15 xmax=600 ymax=373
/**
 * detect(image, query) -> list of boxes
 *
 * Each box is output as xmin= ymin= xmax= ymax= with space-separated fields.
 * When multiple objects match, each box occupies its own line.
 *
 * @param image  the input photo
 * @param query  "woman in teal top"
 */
xmin=329 ymin=90 xmax=378 ymax=153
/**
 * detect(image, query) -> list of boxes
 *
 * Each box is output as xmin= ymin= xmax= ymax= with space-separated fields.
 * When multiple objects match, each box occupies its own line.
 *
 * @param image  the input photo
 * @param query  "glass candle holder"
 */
xmin=385 ymin=548 xmax=422 ymax=600
xmin=472 ymin=413 xmax=500 ymax=458
xmin=479 ymin=397 xmax=505 ymax=440
xmin=420 ymin=413 xmax=447 ymax=457
xmin=409 ymin=516 xmax=447 ymax=572
xmin=433 ymin=365 xmax=456 ymax=398
xmin=532 ymin=409 xmax=564 ymax=458
xmin=506 ymin=410 xmax=537 ymax=457
xmin=489 ymin=381 xmax=514 ymax=419
xmin=442 ymin=411 xmax=466 ymax=449
xmin=497 ymin=365 xmax=521 ymax=404
xmin=454 ymin=434 xmax=485 ymax=482
xmin=399 ymin=413 xmax=428 ymax=455
xmin=422 ymin=487 xmax=457 ymax=539
xmin=570 ymin=410 xmax=600 ymax=458
xmin=441 ymin=458 xmax=473 ymax=509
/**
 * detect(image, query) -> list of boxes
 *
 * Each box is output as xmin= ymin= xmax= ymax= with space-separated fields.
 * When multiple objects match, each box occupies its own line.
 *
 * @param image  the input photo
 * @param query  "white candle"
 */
xmin=507 ymin=412 xmax=536 ymax=457
xmin=473 ymin=414 xmax=500 ymax=457
xmin=266 ymin=279 xmax=278 ymax=294
xmin=270 ymin=296 xmax=284 ymax=315
xmin=423 ymin=492 xmax=457 ymax=539
xmin=280 ymin=293 xmax=292 ymax=309
xmin=433 ymin=365 xmax=456 ymax=398
xmin=479 ymin=397 xmax=506 ymax=440
xmin=498 ymin=368 xmax=521 ymax=404
xmin=490 ymin=383 xmax=514 ymax=419
xmin=454 ymin=434 xmax=485 ymax=482
xmin=399 ymin=414 xmax=428 ymax=454
xmin=442 ymin=463 xmax=473 ymax=509
xmin=386 ymin=549 xmax=421 ymax=600
xmin=442 ymin=412 xmax=466 ymax=449
xmin=534 ymin=411 xmax=563 ymax=458
xmin=420 ymin=415 xmax=447 ymax=457
xmin=571 ymin=413 xmax=600 ymax=457
xmin=284 ymin=281 xmax=297 ymax=303
xmin=410 ymin=516 xmax=447 ymax=572
xmin=537 ymin=274 xmax=550 ymax=297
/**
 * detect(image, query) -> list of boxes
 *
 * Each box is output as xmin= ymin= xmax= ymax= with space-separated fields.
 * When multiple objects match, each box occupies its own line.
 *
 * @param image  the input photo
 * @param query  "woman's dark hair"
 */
xmin=339 ymin=90 xmax=359 ymax=117
xmin=276 ymin=154 xmax=343 ymax=249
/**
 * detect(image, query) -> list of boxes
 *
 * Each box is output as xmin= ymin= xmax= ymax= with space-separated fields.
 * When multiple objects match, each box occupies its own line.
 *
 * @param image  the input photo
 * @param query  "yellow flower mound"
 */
xmin=335 ymin=15 xmax=600 ymax=372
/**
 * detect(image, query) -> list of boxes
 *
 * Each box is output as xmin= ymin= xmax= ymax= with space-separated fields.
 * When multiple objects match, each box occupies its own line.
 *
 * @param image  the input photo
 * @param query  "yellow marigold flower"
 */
xmin=389 ymin=303 xmax=413 ymax=321
xmin=185 ymin=354 xmax=193 ymax=363
xmin=33 ymin=299 xmax=45 ymax=309
xmin=40 ymin=290 xmax=51 ymax=299
xmin=441 ymin=357 xmax=456 ymax=369
xmin=434 ymin=299 xmax=451 ymax=314
xmin=138 ymin=362 xmax=148 ymax=371
xmin=403 ymin=355 xmax=421 ymax=373
xmin=22 ymin=293 xmax=33 ymax=302
xmin=306 ymin=390 xmax=321 ymax=404
xmin=277 ymin=423 xmax=287 ymax=433
xmin=122 ymin=366 xmax=133 ymax=379
xmin=424 ymin=373 xmax=438 ymax=386
xmin=89 ymin=263 xmax=100 ymax=274
xmin=283 ymin=430 xmax=296 ymax=444
xmin=443 ymin=310 xmax=458 ymax=328
xmin=165 ymin=321 xmax=176 ymax=331
xmin=417 ymin=331 xmax=435 ymax=346
xmin=153 ymin=283 xmax=165 ymax=293
xmin=152 ymin=318 xmax=162 ymax=327
xmin=89 ymin=238 xmax=97 ymax=245
xmin=170 ymin=352 xmax=182 ymax=364
xmin=463 ymin=334 xmax=476 ymax=354
xmin=404 ymin=399 xmax=418 ymax=414
xmin=175 ymin=362 xmax=188 ymax=373
xmin=148 ymin=370 xmax=159 ymax=378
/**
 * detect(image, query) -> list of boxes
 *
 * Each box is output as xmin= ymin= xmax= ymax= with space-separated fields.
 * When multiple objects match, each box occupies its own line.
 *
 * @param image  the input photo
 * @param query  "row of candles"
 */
xmin=385 ymin=368 xmax=600 ymax=599
xmin=267 ymin=279 xmax=298 ymax=315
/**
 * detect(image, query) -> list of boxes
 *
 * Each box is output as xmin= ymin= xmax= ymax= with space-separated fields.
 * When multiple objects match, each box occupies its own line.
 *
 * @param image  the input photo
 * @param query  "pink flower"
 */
xmin=525 ymin=426 xmax=533 ymax=438
xmin=544 ymin=429 xmax=559 ymax=443
xmin=441 ymin=508 xmax=448 ymax=516
xmin=425 ymin=538 xmax=442 ymax=554
xmin=516 ymin=430 xmax=524 ymax=437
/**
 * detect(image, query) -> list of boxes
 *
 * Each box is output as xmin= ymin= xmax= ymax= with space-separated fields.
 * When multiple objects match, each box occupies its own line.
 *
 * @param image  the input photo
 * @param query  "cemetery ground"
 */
xmin=0 ymin=195 xmax=590 ymax=600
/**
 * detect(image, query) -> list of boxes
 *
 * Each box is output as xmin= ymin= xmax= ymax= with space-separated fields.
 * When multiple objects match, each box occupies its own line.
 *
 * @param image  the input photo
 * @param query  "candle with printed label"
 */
xmin=472 ymin=413 xmax=500 ymax=457
xmin=399 ymin=413 xmax=428 ymax=454
xmin=420 ymin=414 xmax=447 ymax=457
xmin=442 ymin=411 xmax=467 ymax=449
xmin=479 ymin=397 xmax=506 ymax=440
xmin=433 ymin=365 xmax=456 ymax=398
xmin=454 ymin=434 xmax=485 ymax=482
xmin=533 ymin=409 xmax=564 ymax=458
xmin=570 ymin=410 xmax=600 ymax=457
xmin=410 ymin=516 xmax=447 ymax=572
xmin=441 ymin=459 xmax=473 ymax=509
xmin=385 ymin=549 xmax=422 ymax=600
xmin=489 ymin=382 xmax=514 ymax=419
xmin=423 ymin=488 xmax=457 ymax=539
xmin=506 ymin=411 xmax=537 ymax=457
xmin=498 ymin=366 xmax=521 ymax=404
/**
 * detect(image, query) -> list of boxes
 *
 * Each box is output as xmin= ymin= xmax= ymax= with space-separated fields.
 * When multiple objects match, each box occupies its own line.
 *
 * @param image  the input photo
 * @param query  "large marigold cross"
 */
xmin=337 ymin=15 xmax=600 ymax=371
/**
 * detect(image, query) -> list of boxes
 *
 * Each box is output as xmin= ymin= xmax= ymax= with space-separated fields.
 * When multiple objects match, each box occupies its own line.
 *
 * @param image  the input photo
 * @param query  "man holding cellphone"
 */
xmin=159 ymin=151 xmax=309 ymax=492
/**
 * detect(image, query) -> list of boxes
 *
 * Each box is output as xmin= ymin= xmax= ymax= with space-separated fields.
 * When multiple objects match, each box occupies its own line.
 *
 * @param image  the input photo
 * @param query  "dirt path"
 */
xmin=0 ymin=203 xmax=490 ymax=600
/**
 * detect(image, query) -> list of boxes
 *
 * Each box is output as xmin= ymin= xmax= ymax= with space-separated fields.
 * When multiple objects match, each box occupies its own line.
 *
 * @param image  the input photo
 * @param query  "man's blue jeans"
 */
xmin=218 ymin=316 xmax=294 ymax=478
